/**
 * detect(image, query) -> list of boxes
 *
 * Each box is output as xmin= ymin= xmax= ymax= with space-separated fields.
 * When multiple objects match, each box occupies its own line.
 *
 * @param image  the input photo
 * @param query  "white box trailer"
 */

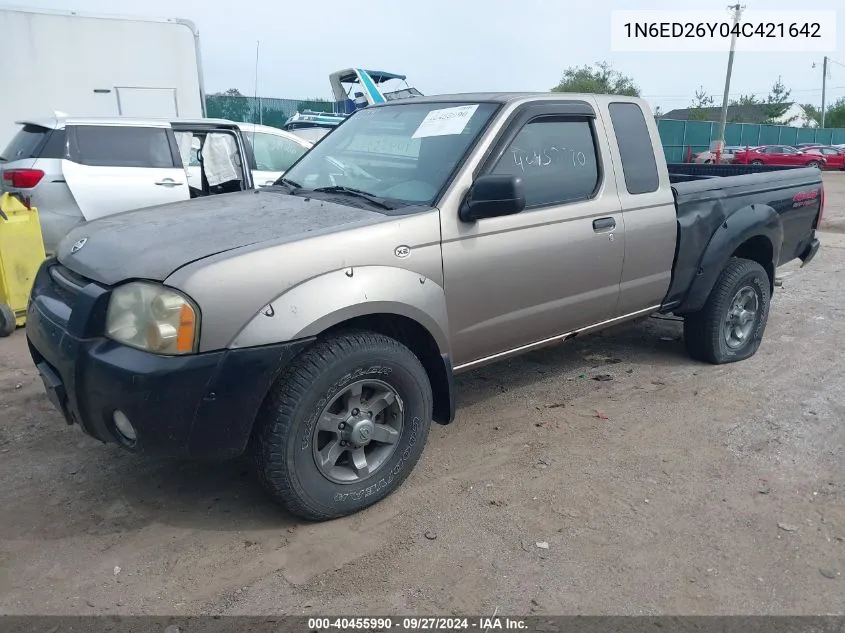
xmin=0 ymin=5 xmax=206 ymax=148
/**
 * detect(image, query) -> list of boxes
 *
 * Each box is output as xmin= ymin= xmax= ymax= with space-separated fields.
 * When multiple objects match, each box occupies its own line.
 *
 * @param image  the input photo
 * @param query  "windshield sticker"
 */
xmin=412 ymin=105 xmax=480 ymax=139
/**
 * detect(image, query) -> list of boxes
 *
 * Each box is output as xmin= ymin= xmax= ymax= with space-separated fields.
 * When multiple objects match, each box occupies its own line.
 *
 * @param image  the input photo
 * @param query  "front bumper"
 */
xmin=26 ymin=260 xmax=310 ymax=459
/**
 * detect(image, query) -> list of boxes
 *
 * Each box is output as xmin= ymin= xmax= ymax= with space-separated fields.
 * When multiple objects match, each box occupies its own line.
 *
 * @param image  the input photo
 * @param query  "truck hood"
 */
xmin=56 ymin=190 xmax=391 ymax=285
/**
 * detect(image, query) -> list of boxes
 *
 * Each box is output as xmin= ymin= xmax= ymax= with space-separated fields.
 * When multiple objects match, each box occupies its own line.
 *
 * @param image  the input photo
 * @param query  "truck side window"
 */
xmin=70 ymin=126 xmax=176 ymax=169
xmin=491 ymin=118 xmax=599 ymax=208
xmin=608 ymin=102 xmax=659 ymax=194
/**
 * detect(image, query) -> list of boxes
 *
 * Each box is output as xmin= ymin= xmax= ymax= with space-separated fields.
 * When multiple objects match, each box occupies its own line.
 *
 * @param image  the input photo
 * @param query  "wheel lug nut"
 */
xmin=338 ymin=422 xmax=345 ymax=430
xmin=352 ymin=408 xmax=359 ymax=416
xmin=367 ymin=411 xmax=373 ymax=418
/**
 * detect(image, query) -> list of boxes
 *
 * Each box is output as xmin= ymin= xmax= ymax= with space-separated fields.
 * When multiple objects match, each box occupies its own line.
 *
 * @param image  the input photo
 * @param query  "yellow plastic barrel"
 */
xmin=0 ymin=193 xmax=46 ymax=336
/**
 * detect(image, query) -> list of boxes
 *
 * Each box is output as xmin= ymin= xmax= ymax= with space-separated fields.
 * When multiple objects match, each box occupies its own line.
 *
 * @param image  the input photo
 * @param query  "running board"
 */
xmin=453 ymin=305 xmax=661 ymax=373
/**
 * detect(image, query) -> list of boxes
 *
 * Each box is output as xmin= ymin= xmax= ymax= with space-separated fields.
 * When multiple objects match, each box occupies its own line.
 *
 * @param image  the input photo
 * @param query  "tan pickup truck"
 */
xmin=26 ymin=93 xmax=822 ymax=520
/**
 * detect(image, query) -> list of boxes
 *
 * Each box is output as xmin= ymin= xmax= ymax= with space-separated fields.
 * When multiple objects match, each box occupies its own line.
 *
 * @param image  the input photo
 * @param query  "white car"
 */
xmin=0 ymin=116 xmax=312 ymax=254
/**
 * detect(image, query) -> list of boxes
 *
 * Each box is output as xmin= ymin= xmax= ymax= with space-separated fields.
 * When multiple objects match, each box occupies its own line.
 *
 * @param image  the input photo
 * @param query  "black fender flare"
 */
xmin=678 ymin=204 xmax=783 ymax=315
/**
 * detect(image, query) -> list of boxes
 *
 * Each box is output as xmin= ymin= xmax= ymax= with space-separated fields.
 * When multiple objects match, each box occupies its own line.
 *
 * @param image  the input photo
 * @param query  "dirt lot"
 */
xmin=2 ymin=174 xmax=845 ymax=616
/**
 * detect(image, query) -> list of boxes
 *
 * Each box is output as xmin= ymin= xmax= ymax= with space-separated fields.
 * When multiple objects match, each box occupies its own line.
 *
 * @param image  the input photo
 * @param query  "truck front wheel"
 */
xmin=253 ymin=331 xmax=433 ymax=520
xmin=683 ymin=257 xmax=771 ymax=364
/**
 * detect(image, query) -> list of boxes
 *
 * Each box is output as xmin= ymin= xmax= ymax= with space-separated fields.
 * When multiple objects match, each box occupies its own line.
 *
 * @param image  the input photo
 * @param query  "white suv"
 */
xmin=0 ymin=117 xmax=312 ymax=254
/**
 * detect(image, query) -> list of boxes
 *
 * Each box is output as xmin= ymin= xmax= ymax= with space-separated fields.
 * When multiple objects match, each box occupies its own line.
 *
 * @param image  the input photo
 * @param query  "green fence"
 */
xmin=658 ymin=119 xmax=845 ymax=162
xmin=206 ymin=96 xmax=845 ymax=162
xmin=205 ymin=95 xmax=335 ymax=128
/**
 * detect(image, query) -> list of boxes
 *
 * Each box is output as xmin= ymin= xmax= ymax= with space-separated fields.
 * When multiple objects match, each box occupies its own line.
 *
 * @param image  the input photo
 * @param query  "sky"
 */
xmin=22 ymin=0 xmax=845 ymax=115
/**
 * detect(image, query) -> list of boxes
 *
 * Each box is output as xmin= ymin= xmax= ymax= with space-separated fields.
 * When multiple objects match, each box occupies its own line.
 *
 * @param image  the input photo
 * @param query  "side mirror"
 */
xmin=459 ymin=175 xmax=526 ymax=222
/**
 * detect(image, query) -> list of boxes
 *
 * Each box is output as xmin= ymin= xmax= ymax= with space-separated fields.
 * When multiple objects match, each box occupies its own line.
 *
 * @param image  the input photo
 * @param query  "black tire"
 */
xmin=253 ymin=331 xmax=432 ymax=521
xmin=750 ymin=160 xmax=764 ymax=166
xmin=683 ymin=257 xmax=771 ymax=364
xmin=0 ymin=303 xmax=16 ymax=337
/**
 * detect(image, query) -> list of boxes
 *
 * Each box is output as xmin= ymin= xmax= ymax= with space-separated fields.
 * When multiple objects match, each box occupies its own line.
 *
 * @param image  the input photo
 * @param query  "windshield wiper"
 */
xmin=310 ymin=186 xmax=395 ymax=211
xmin=274 ymin=177 xmax=302 ymax=191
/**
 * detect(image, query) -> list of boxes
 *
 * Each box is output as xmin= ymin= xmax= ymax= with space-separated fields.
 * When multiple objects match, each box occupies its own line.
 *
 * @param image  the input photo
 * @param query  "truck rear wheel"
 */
xmin=683 ymin=257 xmax=770 ymax=364
xmin=253 ymin=331 xmax=432 ymax=521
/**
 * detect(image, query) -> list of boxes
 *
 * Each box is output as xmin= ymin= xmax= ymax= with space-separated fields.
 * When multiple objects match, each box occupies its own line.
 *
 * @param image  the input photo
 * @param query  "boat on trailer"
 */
xmin=283 ymin=68 xmax=422 ymax=133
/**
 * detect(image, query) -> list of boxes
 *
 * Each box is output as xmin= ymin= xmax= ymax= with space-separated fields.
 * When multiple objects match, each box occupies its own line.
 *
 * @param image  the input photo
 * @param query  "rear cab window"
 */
xmin=1 ymin=125 xmax=66 ymax=163
xmin=68 ymin=125 xmax=178 ymax=168
xmin=608 ymin=102 xmax=659 ymax=195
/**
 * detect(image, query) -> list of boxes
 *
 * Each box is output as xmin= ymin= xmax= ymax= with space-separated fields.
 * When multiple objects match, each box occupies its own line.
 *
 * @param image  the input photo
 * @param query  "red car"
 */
xmin=802 ymin=146 xmax=845 ymax=170
xmin=732 ymin=144 xmax=827 ymax=168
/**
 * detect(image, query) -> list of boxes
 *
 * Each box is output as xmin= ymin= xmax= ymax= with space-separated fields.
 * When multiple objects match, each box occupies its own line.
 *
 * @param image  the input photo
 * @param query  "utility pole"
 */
xmin=715 ymin=3 xmax=744 ymax=161
xmin=821 ymin=56 xmax=828 ymax=128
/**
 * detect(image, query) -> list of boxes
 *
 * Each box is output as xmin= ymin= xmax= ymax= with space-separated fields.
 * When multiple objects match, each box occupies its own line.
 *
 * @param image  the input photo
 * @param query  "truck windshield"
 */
xmin=280 ymin=102 xmax=499 ymax=206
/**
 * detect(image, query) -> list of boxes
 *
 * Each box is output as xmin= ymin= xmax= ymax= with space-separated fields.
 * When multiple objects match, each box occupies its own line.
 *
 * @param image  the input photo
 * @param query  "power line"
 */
xmin=644 ymin=85 xmax=845 ymax=99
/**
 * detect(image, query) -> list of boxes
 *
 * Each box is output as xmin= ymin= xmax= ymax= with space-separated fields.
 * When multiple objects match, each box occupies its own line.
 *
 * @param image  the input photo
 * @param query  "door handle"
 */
xmin=154 ymin=179 xmax=184 ymax=187
xmin=593 ymin=217 xmax=616 ymax=232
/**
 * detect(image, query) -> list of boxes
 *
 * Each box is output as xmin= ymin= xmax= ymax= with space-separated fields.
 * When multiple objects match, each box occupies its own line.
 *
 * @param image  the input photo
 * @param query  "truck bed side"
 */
xmin=662 ymin=163 xmax=822 ymax=313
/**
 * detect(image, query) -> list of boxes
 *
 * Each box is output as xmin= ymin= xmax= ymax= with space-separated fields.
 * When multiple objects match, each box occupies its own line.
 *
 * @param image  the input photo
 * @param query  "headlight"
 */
xmin=106 ymin=282 xmax=199 ymax=355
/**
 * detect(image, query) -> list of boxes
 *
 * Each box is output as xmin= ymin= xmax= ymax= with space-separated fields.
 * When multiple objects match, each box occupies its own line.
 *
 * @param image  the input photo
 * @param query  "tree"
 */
xmin=551 ymin=61 xmax=640 ymax=96
xmin=762 ymin=77 xmax=795 ymax=124
xmin=822 ymin=97 xmax=845 ymax=128
xmin=798 ymin=98 xmax=845 ymax=128
xmin=800 ymin=103 xmax=822 ymax=127
xmin=730 ymin=94 xmax=760 ymax=106
xmin=688 ymin=86 xmax=715 ymax=121
xmin=206 ymin=88 xmax=251 ymax=123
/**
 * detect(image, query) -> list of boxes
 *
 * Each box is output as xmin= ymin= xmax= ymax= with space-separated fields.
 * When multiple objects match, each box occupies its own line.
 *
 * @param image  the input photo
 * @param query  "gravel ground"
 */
xmin=1 ymin=174 xmax=844 ymax=616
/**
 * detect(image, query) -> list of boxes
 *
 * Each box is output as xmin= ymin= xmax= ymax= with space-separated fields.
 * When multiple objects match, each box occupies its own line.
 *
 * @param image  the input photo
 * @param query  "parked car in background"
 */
xmin=732 ymin=145 xmax=826 ymax=168
xmin=801 ymin=146 xmax=845 ymax=170
xmin=693 ymin=146 xmax=745 ymax=164
xmin=180 ymin=123 xmax=312 ymax=188
xmin=1 ymin=117 xmax=313 ymax=254
xmin=0 ymin=116 xmax=257 ymax=254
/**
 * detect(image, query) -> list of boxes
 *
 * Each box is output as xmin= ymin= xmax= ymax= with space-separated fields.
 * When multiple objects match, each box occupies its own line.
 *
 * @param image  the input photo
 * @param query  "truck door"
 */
xmin=62 ymin=124 xmax=189 ymax=221
xmin=440 ymin=101 xmax=626 ymax=368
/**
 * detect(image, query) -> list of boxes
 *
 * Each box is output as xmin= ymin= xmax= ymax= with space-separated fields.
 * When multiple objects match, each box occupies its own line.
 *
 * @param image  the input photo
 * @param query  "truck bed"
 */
xmin=663 ymin=163 xmax=823 ymax=312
